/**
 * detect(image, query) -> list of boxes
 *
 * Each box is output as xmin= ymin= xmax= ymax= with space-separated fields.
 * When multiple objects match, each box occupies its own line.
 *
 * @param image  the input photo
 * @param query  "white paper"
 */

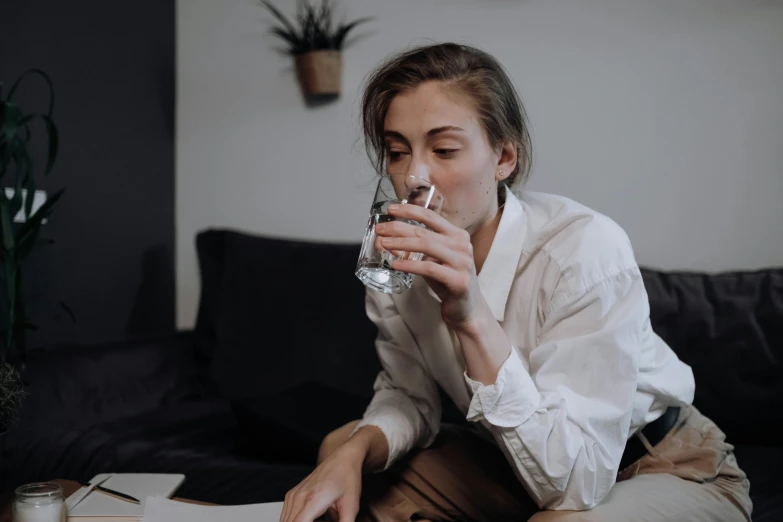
xmin=65 ymin=473 xmax=114 ymax=513
xmin=143 ymin=496 xmax=284 ymax=522
xmin=67 ymin=473 xmax=185 ymax=517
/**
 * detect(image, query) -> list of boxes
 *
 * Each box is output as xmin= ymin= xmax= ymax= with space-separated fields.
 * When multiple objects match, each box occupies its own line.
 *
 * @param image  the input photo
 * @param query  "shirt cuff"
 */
xmin=351 ymin=408 xmax=424 ymax=471
xmin=464 ymin=348 xmax=541 ymax=427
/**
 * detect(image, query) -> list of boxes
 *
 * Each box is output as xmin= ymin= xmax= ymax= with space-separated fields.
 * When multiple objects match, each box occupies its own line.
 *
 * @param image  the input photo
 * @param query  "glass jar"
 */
xmin=12 ymin=482 xmax=66 ymax=522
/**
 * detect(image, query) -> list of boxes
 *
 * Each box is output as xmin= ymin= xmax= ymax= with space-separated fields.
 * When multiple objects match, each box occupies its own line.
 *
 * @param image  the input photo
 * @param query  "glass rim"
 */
xmin=14 ymin=482 xmax=63 ymax=498
xmin=376 ymin=173 xmax=445 ymax=203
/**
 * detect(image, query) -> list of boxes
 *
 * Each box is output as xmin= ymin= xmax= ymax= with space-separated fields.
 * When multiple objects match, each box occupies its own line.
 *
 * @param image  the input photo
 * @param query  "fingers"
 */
xmin=325 ymin=505 xmax=339 ymax=522
xmin=394 ymin=259 xmax=472 ymax=294
xmin=375 ymin=218 xmax=470 ymax=253
xmin=323 ymin=498 xmax=359 ymax=522
xmin=381 ymin=235 xmax=463 ymax=267
xmin=387 ymin=203 xmax=455 ymax=235
xmin=282 ymin=480 xmax=341 ymax=522
xmin=373 ymin=235 xmax=407 ymax=259
xmin=291 ymin=488 xmax=335 ymax=522
xmin=281 ymin=477 xmax=309 ymax=522
xmin=375 ymin=220 xmax=471 ymax=269
xmin=374 ymin=218 xmax=424 ymax=239
xmin=338 ymin=498 xmax=360 ymax=522
xmin=281 ymin=484 xmax=295 ymax=521
xmin=391 ymin=259 xmax=466 ymax=291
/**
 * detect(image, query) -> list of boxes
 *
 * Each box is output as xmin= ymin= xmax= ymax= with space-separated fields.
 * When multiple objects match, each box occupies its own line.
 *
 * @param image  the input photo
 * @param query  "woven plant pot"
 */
xmin=295 ymin=50 xmax=342 ymax=96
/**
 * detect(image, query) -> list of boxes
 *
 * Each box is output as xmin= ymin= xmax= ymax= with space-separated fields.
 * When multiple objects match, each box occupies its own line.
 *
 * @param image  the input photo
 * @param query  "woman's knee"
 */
xmin=317 ymin=420 xmax=361 ymax=464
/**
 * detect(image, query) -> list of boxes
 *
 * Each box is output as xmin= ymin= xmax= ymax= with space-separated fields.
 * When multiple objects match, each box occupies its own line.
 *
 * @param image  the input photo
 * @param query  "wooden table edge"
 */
xmin=1 ymin=478 xmax=217 ymax=522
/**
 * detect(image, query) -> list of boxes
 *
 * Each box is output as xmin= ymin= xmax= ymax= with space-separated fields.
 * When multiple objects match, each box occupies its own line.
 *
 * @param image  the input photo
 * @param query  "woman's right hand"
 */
xmin=280 ymin=444 xmax=365 ymax=522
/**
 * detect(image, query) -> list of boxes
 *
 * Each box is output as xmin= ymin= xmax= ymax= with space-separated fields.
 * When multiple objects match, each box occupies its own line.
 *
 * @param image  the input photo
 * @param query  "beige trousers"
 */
xmin=320 ymin=405 xmax=752 ymax=522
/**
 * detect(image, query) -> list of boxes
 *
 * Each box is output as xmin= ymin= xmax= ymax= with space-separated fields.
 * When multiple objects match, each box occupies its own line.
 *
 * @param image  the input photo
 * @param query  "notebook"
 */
xmin=66 ymin=473 xmax=185 ymax=521
xmin=143 ymin=496 xmax=285 ymax=522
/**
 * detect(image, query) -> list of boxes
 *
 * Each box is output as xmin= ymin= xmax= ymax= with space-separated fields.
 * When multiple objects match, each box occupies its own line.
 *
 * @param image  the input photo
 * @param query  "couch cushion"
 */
xmin=12 ymin=332 xmax=201 ymax=434
xmin=641 ymin=268 xmax=783 ymax=445
xmin=1 ymin=398 xmax=311 ymax=505
xmin=194 ymin=230 xmax=230 ymax=365
xmin=233 ymin=382 xmax=369 ymax=465
xmin=204 ymin=231 xmax=381 ymax=401
xmin=732 ymin=445 xmax=783 ymax=522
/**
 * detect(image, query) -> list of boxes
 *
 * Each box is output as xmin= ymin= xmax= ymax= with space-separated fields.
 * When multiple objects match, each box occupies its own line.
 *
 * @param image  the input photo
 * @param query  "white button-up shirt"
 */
xmin=354 ymin=187 xmax=695 ymax=511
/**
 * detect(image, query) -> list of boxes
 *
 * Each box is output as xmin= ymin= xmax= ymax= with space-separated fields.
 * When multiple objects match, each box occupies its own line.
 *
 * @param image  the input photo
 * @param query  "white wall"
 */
xmin=177 ymin=0 xmax=783 ymax=328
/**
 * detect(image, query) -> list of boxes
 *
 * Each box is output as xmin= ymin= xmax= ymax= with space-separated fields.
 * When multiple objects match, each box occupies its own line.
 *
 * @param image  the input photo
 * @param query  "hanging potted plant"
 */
xmin=260 ymin=0 xmax=372 ymax=97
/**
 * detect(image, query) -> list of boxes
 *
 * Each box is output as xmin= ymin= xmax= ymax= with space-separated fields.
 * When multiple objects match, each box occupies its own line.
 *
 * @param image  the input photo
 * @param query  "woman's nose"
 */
xmin=401 ymin=158 xmax=441 ymax=208
xmin=404 ymin=155 xmax=431 ymax=183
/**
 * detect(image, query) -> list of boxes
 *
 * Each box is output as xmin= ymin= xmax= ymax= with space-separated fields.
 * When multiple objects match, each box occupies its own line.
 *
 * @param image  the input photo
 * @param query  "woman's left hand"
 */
xmin=374 ymin=203 xmax=486 ymax=329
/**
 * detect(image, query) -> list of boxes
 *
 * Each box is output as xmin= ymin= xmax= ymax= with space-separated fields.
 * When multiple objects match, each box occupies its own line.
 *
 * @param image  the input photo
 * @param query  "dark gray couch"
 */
xmin=2 ymin=228 xmax=780 ymax=520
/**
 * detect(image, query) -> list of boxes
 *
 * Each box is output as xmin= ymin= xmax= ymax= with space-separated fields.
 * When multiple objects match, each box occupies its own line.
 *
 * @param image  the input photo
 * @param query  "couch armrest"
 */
xmin=14 ymin=331 xmax=201 ymax=433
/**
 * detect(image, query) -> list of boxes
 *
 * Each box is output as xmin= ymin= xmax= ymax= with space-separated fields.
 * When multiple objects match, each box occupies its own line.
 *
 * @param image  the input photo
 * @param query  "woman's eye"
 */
xmin=388 ymin=150 xmax=407 ymax=161
xmin=435 ymin=149 xmax=458 ymax=158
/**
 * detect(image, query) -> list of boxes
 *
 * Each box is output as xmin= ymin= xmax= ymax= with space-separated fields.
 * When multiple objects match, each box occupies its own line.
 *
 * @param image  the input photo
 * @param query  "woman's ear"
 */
xmin=494 ymin=140 xmax=518 ymax=182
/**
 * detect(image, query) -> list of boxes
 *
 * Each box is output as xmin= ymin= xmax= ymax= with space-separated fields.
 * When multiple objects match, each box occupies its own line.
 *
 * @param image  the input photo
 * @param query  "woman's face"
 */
xmin=383 ymin=81 xmax=516 ymax=233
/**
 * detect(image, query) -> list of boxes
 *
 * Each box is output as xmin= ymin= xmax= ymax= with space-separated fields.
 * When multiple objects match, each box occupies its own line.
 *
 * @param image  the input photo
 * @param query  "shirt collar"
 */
xmin=426 ymin=186 xmax=526 ymax=322
xmin=477 ymin=186 xmax=525 ymax=322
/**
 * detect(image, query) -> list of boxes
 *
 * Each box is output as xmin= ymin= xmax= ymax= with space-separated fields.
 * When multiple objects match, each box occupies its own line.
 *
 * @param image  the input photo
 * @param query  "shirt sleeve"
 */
xmin=353 ymin=288 xmax=442 ymax=470
xmin=464 ymin=267 xmax=645 ymax=510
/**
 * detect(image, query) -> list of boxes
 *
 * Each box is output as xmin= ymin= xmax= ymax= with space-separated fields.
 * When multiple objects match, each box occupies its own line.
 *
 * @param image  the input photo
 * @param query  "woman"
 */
xmin=279 ymin=43 xmax=752 ymax=522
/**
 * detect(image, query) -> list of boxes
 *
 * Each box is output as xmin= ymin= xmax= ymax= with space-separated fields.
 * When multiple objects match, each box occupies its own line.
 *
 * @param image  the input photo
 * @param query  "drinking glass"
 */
xmin=356 ymin=174 xmax=444 ymax=294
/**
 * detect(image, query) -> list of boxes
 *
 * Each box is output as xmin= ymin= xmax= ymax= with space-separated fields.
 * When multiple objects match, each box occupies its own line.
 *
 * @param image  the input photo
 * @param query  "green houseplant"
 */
xmin=0 ymin=362 xmax=25 ymax=436
xmin=260 ymin=0 xmax=372 ymax=96
xmin=0 ymin=69 xmax=64 ymax=437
